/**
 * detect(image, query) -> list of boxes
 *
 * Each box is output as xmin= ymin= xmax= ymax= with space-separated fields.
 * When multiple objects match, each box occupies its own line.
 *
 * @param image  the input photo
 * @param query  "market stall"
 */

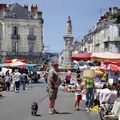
xmin=91 ymin=52 xmax=120 ymax=62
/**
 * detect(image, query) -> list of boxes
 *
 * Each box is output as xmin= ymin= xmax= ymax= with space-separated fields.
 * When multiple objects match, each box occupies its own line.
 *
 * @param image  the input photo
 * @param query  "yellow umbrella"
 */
xmin=95 ymin=70 xmax=104 ymax=75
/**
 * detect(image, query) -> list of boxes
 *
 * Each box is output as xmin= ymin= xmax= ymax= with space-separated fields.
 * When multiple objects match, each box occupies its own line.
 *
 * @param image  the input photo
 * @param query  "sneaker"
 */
xmin=48 ymin=109 xmax=54 ymax=115
xmin=86 ymin=107 xmax=90 ymax=112
xmin=53 ymin=109 xmax=59 ymax=114
xmin=73 ymin=108 xmax=76 ymax=111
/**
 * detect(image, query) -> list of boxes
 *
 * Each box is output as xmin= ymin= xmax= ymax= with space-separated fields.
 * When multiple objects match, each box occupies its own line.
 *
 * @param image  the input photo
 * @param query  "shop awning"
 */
xmin=71 ymin=53 xmax=92 ymax=61
xmin=91 ymin=52 xmax=120 ymax=62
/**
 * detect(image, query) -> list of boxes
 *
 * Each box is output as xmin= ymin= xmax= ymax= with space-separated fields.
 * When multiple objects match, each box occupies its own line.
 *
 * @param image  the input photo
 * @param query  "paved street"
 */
xmin=0 ymin=80 xmax=100 ymax=120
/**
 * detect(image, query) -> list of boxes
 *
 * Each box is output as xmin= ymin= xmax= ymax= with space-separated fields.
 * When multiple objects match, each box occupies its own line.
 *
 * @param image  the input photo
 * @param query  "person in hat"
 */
xmin=47 ymin=62 xmax=60 ymax=115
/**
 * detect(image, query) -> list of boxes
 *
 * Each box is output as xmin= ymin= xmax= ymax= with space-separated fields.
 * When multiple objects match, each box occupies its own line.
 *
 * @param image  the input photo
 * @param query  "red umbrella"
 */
xmin=5 ymin=59 xmax=27 ymax=63
xmin=104 ymin=61 xmax=120 ymax=66
xmin=71 ymin=53 xmax=92 ymax=61
xmin=98 ymin=64 xmax=120 ymax=73
xmin=5 ymin=61 xmax=26 ymax=67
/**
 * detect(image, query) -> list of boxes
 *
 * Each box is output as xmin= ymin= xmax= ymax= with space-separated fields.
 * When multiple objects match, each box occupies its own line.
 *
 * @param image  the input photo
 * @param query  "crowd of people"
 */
xmin=61 ymin=67 xmax=120 ymax=113
xmin=0 ymin=62 xmax=120 ymax=117
xmin=0 ymin=68 xmax=40 ymax=93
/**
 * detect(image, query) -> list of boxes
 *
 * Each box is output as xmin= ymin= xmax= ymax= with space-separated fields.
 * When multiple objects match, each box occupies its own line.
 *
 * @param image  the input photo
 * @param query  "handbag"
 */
xmin=82 ymin=94 xmax=86 ymax=101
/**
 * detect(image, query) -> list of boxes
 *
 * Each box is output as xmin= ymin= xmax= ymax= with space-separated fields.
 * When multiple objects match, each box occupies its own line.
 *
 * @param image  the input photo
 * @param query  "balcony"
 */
xmin=27 ymin=35 xmax=36 ymax=41
xmin=103 ymin=37 xmax=120 ymax=42
xmin=11 ymin=34 xmax=20 ymax=40
xmin=103 ymin=37 xmax=109 ymax=43
xmin=113 ymin=36 xmax=120 ymax=42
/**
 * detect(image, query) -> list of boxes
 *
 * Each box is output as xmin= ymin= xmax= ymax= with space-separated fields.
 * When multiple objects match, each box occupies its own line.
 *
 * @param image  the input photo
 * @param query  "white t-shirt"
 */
xmin=13 ymin=72 xmax=21 ymax=82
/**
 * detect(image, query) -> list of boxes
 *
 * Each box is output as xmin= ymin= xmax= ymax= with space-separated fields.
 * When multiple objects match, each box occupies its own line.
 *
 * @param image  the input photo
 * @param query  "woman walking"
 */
xmin=4 ymin=70 xmax=11 ymax=91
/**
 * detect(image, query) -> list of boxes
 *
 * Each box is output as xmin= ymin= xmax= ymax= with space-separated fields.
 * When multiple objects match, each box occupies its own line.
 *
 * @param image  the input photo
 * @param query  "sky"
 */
xmin=1 ymin=0 xmax=120 ymax=52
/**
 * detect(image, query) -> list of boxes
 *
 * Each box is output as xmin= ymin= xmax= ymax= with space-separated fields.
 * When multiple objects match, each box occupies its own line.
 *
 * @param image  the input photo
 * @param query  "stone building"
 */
xmin=0 ymin=3 xmax=44 ymax=63
xmin=81 ymin=7 xmax=120 ymax=53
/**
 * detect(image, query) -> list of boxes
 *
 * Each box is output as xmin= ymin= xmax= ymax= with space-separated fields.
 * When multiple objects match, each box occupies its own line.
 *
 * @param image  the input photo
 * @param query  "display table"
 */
xmin=59 ymin=84 xmax=76 ymax=92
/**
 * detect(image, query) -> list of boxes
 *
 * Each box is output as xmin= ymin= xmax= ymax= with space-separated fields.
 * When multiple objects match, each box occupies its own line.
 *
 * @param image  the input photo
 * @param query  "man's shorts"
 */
xmin=48 ymin=88 xmax=58 ymax=100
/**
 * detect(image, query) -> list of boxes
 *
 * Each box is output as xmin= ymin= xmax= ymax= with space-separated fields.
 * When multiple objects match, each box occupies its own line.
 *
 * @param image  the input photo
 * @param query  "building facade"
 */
xmin=0 ymin=3 xmax=44 ymax=63
xmin=81 ymin=7 xmax=120 ymax=53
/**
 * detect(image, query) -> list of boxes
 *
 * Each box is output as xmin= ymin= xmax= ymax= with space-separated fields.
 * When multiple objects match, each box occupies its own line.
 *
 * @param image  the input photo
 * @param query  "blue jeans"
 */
xmin=85 ymin=88 xmax=94 ymax=108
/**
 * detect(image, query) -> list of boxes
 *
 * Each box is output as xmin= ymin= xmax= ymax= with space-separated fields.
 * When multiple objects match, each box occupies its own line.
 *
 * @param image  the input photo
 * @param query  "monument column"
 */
xmin=62 ymin=16 xmax=74 ymax=69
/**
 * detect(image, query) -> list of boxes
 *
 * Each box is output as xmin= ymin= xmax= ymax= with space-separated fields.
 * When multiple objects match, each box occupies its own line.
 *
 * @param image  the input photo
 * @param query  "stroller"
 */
xmin=99 ymin=100 xmax=113 ymax=120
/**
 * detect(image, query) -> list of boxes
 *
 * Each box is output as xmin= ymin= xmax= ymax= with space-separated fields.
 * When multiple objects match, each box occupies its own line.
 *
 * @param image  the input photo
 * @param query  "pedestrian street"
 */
xmin=0 ymin=81 xmax=100 ymax=120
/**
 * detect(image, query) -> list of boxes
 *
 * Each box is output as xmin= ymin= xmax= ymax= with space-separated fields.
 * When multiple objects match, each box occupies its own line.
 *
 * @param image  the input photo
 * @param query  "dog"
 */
xmin=31 ymin=102 xmax=38 ymax=116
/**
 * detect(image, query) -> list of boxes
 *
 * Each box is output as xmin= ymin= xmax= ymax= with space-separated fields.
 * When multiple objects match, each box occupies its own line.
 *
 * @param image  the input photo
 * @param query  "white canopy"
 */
xmin=91 ymin=52 xmax=120 ymax=62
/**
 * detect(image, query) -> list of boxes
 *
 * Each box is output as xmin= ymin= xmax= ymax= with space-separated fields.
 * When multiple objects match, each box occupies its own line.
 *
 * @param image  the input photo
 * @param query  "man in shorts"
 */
xmin=47 ymin=63 xmax=59 ymax=115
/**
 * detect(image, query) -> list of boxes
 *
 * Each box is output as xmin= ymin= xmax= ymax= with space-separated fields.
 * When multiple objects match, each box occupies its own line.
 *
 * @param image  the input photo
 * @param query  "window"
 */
xmin=88 ymin=45 xmax=90 ymax=51
xmin=119 ymin=28 xmax=120 ymax=36
xmin=104 ymin=42 xmax=109 ymax=48
xmin=0 ymin=43 xmax=1 ymax=51
xmin=12 ymin=41 xmax=18 ymax=53
xmin=0 ymin=33 xmax=2 ymax=41
xmin=84 ymin=48 xmax=87 ymax=52
xmin=12 ymin=26 xmax=18 ymax=35
xmin=29 ymin=27 xmax=34 ymax=35
xmin=28 ymin=42 xmax=34 ymax=53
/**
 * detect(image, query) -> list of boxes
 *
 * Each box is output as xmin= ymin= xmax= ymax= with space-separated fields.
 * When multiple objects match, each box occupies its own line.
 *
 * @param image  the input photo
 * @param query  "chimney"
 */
xmin=109 ymin=8 xmax=112 ymax=12
xmin=118 ymin=9 xmax=120 ymax=15
xmin=0 ymin=4 xmax=7 ymax=10
xmin=101 ymin=16 xmax=104 ymax=20
xmin=112 ymin=7 xmax=118 ymax=14
xmin=24 ymin=5 xmax=28 ymax=10
xmin=31 ymin=5 xmax=38 ymax=14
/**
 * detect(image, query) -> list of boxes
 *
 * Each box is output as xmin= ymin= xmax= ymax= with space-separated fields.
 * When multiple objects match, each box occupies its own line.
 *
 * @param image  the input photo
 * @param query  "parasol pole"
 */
xmin=104 ymin=61 xmax=109 ymax=83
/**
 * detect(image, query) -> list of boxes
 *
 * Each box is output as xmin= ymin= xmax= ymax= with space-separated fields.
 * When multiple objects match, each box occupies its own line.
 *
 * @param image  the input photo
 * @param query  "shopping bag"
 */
xmin=82 ymin=94 xmax=86 ymax=101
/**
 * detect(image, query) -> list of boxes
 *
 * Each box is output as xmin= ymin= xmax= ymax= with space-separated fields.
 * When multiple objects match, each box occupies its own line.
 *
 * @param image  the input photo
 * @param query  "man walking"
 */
xmin=13 ymin=69 xmax=21 ymax=93
xmin=21 ymin=72 xmax=27 ymax=90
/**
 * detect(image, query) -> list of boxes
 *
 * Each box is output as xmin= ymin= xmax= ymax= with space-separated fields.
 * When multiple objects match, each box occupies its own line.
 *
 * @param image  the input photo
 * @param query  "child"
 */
xmin=74 ymin=74 xmax=83 ymax=111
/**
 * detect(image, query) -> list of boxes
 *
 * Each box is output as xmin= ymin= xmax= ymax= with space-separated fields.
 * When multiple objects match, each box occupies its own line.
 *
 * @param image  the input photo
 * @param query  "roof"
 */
xmin=0 ymin=3 xmax=36 ymax=19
